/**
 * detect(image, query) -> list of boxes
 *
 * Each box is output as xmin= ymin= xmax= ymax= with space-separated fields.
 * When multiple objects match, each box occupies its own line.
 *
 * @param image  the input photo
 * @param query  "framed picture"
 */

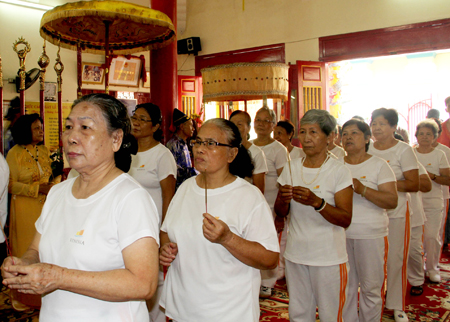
xmin=109 ymin=56 xmax=142 ymax=87
xmin=81 ymin=62 xmax=105 ymax=84
xmin=44 ymin=82 xmax=57 ymax=101
xmin=181 ymin=79 xmax=195 ymax=92
xmin=143 ymin=71 xmax=150 ymax=88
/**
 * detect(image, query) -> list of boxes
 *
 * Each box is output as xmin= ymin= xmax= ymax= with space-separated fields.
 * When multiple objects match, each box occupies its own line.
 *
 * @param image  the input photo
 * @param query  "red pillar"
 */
xmin=150 ymin=0 xmax=177 ymax=144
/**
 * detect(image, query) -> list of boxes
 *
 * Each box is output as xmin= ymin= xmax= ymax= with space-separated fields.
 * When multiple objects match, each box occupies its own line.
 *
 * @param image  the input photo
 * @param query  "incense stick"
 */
xmin=287 ymin=149 xmax=293 ymax=186
xmin=204 ymin=171 xmax=208 ymax=213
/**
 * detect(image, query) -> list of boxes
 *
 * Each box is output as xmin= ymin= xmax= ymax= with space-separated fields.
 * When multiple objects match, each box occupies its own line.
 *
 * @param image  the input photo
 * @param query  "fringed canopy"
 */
xmin=201 ymin=62 xmax=289 ymax=102
xmin=40 ymin=0 xmax=176 ymax=54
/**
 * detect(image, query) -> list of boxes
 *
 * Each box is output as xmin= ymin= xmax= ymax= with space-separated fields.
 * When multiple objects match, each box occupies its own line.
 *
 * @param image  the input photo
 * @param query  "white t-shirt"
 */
xmin=250 ymin=140 xmax=288 ymax=209
xmin=410 ymin=162 xmax=427 ymax=228
xmin=330 ymin=145 xmax=346 ymax=158
xmin=414 ymin=147 xmax=449 ymax=210
xmin=368 ymin=141 xmax=418 ymax=218
xmin=160 ymin=177 xmax=279 ymax=322
xmin=0 ymin=154 xmax=8 ymax=243
xmin=435 ymin=143 xmax=450 ymax=199
xmin=35 ymin=174 xmax=160 ymax=322
xmin=247 ymin=143 xmax=268 ymax=175
xmin=290 ymin=146 xmax=306 ymax=160
xmin=340 ymin=156 xmax=395 ymax=239
xmin=128 ymin=143 xmax=177 ymax=223
xmin=278 ymin=157 xmax=353 ymax=266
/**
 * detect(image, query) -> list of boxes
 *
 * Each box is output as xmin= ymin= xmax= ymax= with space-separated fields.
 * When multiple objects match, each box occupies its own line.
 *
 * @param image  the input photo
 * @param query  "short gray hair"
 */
xmin=415 ymin=119 xmax=439 ymax=139
xmin=256 ymin=106 xmax=276 ymax=124
xmin=300 ymin=109 xmax=337 ymax=136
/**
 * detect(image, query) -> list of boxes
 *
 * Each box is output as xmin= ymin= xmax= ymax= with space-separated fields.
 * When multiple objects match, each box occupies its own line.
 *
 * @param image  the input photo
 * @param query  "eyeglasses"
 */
xmin=131 ymin=116 xmax=152 ymax=123
xmin=255 ymin=118 xmax=273 ymax=125
xmin=190 ymin=139 xmax=234 ymax=150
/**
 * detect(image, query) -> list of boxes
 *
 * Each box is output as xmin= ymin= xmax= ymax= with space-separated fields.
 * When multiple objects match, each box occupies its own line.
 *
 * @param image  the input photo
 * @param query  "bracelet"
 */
xmin=361 ymin=186 xmax=367 ymax=198
xmin=432 ymin=174 xmax=437 ymax=180
xmin=314 ymin=198 xmax=327 ymax=212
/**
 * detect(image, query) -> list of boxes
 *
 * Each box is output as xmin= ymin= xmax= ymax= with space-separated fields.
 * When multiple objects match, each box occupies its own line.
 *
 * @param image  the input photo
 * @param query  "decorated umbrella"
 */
xmin=40 ymin=0 xmax=176 ymax=95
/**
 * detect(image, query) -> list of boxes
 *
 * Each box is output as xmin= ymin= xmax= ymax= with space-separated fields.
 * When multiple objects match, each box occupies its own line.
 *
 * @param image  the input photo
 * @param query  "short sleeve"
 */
xmin=274 ymin=145 xmax=289 ymax=170
xmin=438 ymin=150 xmax=450 ymax=169
xmin=399 ymin=145 xmax=418 ymax=173
xmin=334 ymin=163 xmax=353 ymax=193
xmin=377 ymin=159 xmax=396 ymax=186
xmin=116 ymin=188 xmax=160 ymax=250
xmin=157 ymin=149 xmax=177 ymax=181
xmin=251 ymin=147 xmax=268 ymax=175
xmin=277 ymin=165 xmax=290 ymax=187
xmin=243 ymin=200 xmax=280 ymax=253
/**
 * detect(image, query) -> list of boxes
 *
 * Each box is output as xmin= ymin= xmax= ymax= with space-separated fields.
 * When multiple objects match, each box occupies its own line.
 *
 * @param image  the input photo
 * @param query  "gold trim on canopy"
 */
xmin=40 ymin=0 xmax=176 ymax=55
xmin=201 ymin=62 xmax=289 ymax=102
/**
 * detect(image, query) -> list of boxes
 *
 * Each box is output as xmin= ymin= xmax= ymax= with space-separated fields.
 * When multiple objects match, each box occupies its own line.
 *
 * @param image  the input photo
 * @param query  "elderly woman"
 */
xmin=368 ymin=108 xmax=419 ymax=322
xmin=274 ymin=109 xmax=353 ymax=322
xmin=340 ymin=119 xmax=398 ymax=322
xmin=274 ymin=120 xmax=306 ymax=160
xmin=229 ymin=110 xmax=268 ymax=193
xmin=1 ymin=94 xmax=160 ymax=321
xmin=251 ymin=106 xmax=288 ymax=297
xmin=159 ymin=118 xmax=279 ymax=322
xmin=128 ymin=102 xmax=176 ymax=322
xmin=413 ymin=119 xmax=450 ymax=284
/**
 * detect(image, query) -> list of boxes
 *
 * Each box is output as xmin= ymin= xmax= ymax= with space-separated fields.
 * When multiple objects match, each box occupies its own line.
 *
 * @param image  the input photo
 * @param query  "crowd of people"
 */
xmin=1 ymin=93 xmax=450 ymax=322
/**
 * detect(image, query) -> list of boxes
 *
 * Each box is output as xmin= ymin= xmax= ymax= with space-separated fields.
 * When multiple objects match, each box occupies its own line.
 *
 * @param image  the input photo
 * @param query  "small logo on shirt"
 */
xmin=70 ymin=230 xmax=85 ymax=245
xmin=386 ymin=160 xmax=390 ymax=163
xmin=140 ymin=164 xmax=145 ymax=168
xmin=313 ymin=185 xmax=320 ymax=189
xmin=427 ymin=163 xmax=431 ymax=166
xmin=360 ymin=176 xmax=366 ymax=179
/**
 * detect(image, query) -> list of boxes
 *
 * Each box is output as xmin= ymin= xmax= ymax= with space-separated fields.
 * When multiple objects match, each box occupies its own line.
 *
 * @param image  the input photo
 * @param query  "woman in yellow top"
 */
xmin=7 ymin=114 xmax=60 ymax=259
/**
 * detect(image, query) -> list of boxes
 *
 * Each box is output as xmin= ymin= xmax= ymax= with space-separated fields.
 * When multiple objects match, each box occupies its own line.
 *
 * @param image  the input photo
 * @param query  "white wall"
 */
xmin=2 ymin=0 xmax=450 ymax=100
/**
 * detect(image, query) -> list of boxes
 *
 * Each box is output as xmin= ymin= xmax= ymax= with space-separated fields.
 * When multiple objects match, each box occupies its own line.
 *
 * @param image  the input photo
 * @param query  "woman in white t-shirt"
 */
xmin=229 ymin=110 xmax=268 ymax=193
xmin=413 ymin=120 xmax=450 ymax=284
xmin=368 ymin=108 xmax=419 ymax=322
xmin=1 ymin=94 xmax=160 ymax=322
xmin=250 ymin=106 xmax=288 ymax=297
xmin=128 ymin=103 xmax=176 ymax=322
xmin=430 ymin=118 xmax=450 ymax=260
xmin=340 ymin=119 xmax=398 ymax=322
xmin=129 ymin=103 xmax=176 ymax=223
xmin=408 ymin=162 xmax=432 ymax=296
xmin=275 ymin=109 xmax=353 ymax=322
xmin=159 ymin=118 xmax=279 ymax=322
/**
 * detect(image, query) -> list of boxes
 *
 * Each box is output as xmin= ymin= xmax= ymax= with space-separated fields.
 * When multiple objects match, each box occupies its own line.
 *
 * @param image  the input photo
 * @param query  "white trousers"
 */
xmin=385 ymin=214 xmax=410 ymax=311
xmin=261 ymin=219 xmax=287 ymax=287
xmin=424 ymin=208 xmax=443 ymax=274
xmin=408 ymin=225 xmax=425 ymax=286
xmin=148 ymin=270 xmax=165 ymax=322
xmin=439 ymin=199 xmax=449 ymax=258
xmin=343 ymin=237 xmax=388 ymax=322
xmin=285 ymin=260 xmax=349 ymax=322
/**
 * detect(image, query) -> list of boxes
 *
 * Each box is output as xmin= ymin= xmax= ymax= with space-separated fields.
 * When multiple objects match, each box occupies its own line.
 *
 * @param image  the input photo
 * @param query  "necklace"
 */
xmin=301 ymin=153 xmax=330 ymax=185
xmin=23 ymin=145 xmax=39 ymax=163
